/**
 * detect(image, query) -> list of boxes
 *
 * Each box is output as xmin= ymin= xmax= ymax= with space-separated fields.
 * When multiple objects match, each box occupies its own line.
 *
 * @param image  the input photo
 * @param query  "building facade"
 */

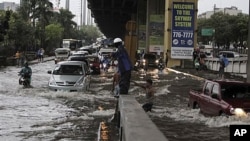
xmin=198 ymin=6 xmax=242 ymax=19
xmin=0 ymin=2 xmax=19 ymax=11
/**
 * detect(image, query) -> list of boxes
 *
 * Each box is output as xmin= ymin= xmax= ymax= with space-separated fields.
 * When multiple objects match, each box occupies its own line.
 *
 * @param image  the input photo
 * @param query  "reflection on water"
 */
xmin=98 ymin=121 xmax=109 ymax=141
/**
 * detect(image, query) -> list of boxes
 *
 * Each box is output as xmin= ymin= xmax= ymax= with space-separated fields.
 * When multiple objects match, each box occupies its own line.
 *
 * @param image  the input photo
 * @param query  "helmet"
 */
xmin=113 ymin=38 xmax=122 ymax=44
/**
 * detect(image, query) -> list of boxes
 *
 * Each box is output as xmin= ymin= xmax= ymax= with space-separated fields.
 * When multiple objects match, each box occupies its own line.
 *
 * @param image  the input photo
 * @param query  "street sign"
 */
xmin=201 ymin=28 xmax=214 ymax=36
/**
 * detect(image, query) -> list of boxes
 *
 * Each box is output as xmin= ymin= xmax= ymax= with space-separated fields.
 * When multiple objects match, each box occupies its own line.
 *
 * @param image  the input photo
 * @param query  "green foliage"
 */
xmin=0 ymin=1 xmax=102 ymax=54
xmin=198 ymin=12 xmax=249 ymax=47
xmin=45 ymin=23 xmax=63 ymax=51
xmin=78 ymin=25 xmax=102 ymax=45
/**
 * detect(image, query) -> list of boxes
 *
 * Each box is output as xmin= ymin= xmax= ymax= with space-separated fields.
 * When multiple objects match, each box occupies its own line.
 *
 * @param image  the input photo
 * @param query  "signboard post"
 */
xmin=201 ymin=28 xmax=214 ymax=36
xmin=171 ymin=2 xmax=195 ymax=59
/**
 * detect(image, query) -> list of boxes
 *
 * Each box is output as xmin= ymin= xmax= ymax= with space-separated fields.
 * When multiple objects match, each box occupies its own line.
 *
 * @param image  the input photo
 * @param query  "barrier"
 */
xmin=204 ymin=57 xmax=248 ymax=74
xmin=118 ymin=95 xmax=168 ymax=141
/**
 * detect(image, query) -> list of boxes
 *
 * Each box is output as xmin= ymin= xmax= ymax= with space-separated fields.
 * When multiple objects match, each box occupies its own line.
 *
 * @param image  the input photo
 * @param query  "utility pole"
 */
xmin=247 ymin=0 xmax=250 ymax=82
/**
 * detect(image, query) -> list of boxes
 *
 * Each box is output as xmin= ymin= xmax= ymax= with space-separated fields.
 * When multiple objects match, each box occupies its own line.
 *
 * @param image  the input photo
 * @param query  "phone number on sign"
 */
xmin=172 ymin=32 xmax=193 ymax=38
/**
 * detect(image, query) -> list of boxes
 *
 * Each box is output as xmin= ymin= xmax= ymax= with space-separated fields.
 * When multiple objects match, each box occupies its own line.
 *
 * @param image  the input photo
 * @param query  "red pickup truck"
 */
xmin=188 ymin=80 xmax=250 ymax=117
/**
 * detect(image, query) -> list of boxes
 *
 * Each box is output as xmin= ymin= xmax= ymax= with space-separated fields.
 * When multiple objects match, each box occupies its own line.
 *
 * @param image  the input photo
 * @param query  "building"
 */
xmin=0 ymin=2 xmax=19 ymax=11
xmin=198 ymin=6 xmax=242 ymax=19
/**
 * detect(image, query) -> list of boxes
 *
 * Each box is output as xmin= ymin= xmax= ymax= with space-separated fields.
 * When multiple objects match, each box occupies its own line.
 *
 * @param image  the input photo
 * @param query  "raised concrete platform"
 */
xmin=118 ymin=95 xmax=168 ymax=141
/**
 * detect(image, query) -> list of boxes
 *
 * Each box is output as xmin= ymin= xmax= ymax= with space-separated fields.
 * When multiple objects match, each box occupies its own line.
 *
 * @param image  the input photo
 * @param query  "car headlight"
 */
xmin=75 ymin=77 xmax=84 ymax=86
xmin=49 ymin=79 xmax=57 ymax=86
xmin=155 ymin=60 xmax=159 ymax=63
xmin=230 ymin=108 xmax=248 ymax=117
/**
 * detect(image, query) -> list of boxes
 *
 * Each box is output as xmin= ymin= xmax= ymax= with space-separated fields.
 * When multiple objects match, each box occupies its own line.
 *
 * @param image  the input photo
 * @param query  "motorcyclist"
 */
xmin=19 ymin=62 xmax=32 ymax=86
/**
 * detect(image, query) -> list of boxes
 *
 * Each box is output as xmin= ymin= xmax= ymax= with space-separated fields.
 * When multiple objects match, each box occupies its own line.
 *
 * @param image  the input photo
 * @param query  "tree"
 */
xmin=78 ymin=25 xmax=102 ymax=45
xmin=8 ymin=12 xmax=34 ymax=51
xmin=197 ymin=12 xmax=249 ymax=48
xmin=53 ymin=8 xmax=77 ymax=39
xmin=45 ymin=23 xmax=63 ymax=52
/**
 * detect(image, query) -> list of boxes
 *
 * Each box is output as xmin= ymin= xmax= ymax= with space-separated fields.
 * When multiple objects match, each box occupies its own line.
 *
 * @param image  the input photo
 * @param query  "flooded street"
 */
xmin=0 ymin=61 xmax=118 ymax=141
xmin=0 ymin=61 xmax=250 ymax=141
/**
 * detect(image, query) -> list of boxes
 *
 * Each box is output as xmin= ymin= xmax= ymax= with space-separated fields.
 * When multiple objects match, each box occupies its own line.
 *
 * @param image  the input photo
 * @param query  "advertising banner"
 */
xmin=138 ymin=25 xmax=146 ymax=50
xmin=149 ymin=15 xmax=164 ymax=53
xmin=171 ymin=2 xmax=195 ymax=59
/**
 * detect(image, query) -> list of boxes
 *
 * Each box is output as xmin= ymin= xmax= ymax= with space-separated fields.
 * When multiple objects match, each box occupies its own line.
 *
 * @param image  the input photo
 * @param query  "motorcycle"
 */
xmin=134 ymin=59 xmax=146 ymax=71
xmin=18 ymin=73 xmax=30 ymax=88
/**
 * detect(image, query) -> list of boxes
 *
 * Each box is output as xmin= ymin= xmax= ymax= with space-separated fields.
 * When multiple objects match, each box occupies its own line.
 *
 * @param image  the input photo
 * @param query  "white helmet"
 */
xmin=113 ymin=38 xmax=122 ymax=44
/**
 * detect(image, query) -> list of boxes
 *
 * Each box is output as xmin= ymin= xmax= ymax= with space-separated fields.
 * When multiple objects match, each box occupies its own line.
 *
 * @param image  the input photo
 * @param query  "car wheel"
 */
xmin=193 ymin=102 xmax=199 ymax=109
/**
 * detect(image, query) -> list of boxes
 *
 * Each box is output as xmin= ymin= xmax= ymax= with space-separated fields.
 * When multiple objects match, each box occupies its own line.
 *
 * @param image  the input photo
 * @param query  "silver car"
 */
xmin=48 ymin=61 xmax=91 ymax=92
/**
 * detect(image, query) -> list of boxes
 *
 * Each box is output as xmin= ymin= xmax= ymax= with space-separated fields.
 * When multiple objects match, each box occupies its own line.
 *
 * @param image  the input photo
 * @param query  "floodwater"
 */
xmin=0 ymin=61 xmax=118 ymax=141
xmin=0 ymin=61 xmax=249 ymax=141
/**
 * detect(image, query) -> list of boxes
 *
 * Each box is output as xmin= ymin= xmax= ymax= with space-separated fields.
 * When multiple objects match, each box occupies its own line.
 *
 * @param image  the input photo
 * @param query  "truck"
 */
xmin=188 ymin=80 xmax=250 ymax=117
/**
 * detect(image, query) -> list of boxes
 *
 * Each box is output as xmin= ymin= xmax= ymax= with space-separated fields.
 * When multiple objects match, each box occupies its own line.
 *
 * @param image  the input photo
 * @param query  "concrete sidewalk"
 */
xmin=29 ymin=56 xmax=55 ymax=65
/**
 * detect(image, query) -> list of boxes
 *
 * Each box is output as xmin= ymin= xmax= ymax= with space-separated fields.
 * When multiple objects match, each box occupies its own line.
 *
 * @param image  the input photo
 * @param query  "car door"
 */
xmin=209 ymin=84 xmax=222 ymax=116
xmin=200 ymin=82 xmax=213 ymax=115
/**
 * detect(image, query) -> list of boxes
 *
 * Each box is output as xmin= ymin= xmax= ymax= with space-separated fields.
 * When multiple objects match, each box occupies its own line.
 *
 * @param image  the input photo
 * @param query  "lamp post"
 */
xmin=247 ymin=0 xmax=250 ymax=82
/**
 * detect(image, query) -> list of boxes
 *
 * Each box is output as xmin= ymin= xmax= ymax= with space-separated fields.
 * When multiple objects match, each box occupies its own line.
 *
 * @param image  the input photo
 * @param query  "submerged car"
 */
xmin=189 ymin=80 xmax=250 ymax=117
xmin=47 ymin=61 xmax=91 ymax=92
xmin=143 ymin=53 xmax=160 ymax=68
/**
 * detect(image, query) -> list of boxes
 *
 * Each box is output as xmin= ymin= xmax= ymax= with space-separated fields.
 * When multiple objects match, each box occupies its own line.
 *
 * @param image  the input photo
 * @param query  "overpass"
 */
xmin=87 ymin=0 xmax=198 ymax=68
xmin=87 ymin=0 xmax=138 ymax=38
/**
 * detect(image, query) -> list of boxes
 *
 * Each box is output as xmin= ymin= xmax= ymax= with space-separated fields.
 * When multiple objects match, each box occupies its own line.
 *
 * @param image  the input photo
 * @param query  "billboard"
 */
xmin=149 ymin=15 xmax=164 ymax=53
xmin=171 ymin=2 xmax=195 ymax=59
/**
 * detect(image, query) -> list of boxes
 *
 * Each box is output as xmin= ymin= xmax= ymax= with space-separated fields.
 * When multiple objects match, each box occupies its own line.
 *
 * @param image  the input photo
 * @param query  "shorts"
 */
xmin=142 ymin=103 xmax=153 ymax=112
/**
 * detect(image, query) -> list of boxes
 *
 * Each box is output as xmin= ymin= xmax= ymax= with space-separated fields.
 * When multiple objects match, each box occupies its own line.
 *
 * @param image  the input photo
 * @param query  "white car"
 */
xmin=47 ymin=61 xmax=91 ymax=92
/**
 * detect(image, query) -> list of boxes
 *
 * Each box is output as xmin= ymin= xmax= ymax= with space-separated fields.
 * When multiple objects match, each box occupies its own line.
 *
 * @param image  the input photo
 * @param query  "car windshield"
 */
xmin=72 ymin=54 xmax=86 ymax=57
xmin=56 ymin=52 xmax=68 ymax=55
xmin=221 ymin=84 xmax=250 ymax=99
xmin=144 ymin=54 xmax=156 ymax=60
xmin=53 ymin=65 xmax=83 ymax=75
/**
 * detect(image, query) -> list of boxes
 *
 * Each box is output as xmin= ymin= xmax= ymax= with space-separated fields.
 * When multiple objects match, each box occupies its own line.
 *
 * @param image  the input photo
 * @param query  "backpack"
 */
xmin=223 ymin=57 xmax=229 ymax=67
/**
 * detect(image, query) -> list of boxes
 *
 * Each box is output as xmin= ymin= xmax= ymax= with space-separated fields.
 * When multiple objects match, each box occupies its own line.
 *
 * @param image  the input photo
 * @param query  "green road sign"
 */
xmin=201 ymin=28 xmax=214 ymax=36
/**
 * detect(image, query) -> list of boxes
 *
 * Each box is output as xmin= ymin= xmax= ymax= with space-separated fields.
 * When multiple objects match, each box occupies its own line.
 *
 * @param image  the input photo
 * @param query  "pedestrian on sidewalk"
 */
xmin=15 ymin=51 xmax=20 ymax=67
xmin=193 ymin=48 xmax=199 ymax=67
xmin=218 ymin=54 xmax=228 ymax=80
xmin=132 ymin=79 xmax=155 ymax=112
xmin=40 ymin=48 xmax=45 ymax=62
xmin=37 ymin=48 xmax=41 ymax=62
xmin=165 ymin=50 xmax=169 ymax=67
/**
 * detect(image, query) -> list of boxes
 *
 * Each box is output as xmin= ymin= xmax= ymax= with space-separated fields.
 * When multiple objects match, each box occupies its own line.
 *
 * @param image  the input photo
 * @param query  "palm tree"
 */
xmin=53 ymin=8 xmax=77 ymax=38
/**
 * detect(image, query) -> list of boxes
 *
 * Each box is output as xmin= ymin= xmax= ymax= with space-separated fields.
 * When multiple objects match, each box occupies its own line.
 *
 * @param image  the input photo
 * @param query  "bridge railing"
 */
xmin=118 ymin=95 xmax=168 ymax=141
xmin=204 ymin=57 xmax=248 ymax=74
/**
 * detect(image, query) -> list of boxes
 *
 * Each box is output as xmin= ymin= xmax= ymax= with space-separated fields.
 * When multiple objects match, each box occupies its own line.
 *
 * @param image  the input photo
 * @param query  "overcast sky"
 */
xmin=1 ymin=0 xmax=249 ymax=17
